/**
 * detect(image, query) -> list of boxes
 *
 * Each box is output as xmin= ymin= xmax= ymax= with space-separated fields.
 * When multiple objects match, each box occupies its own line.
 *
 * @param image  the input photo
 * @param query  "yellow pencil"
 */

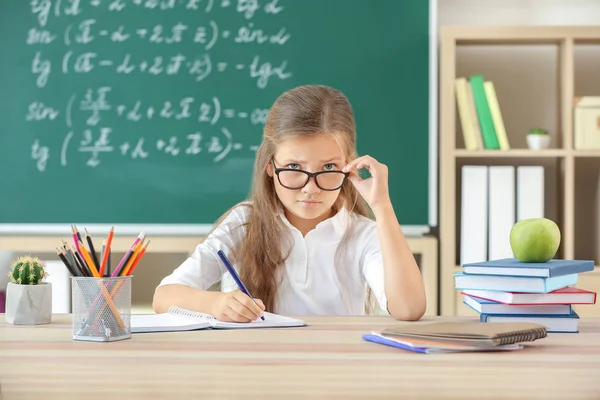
xmin=78 ymin=240 xmax=99 ymax=277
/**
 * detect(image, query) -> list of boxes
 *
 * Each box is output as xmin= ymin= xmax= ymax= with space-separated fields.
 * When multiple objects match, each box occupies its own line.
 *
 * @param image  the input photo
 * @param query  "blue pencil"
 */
xmin=216 ymin=250 xmax=265 ymax=321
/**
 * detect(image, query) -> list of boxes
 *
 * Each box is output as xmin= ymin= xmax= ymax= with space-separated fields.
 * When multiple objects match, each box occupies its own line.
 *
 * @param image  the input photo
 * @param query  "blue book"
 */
xmin=454 ymin=272 xmax=578 ymax=293
xmin=462 ymin=258 xmax=594 ymax=278
xmin=480 ymin=310 xmax=580 ymax=333
xmin=463 ymin=294 xmax=572 ymax=315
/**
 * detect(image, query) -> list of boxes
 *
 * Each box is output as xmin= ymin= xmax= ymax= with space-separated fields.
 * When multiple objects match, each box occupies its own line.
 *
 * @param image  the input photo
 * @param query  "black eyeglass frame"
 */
xmin=270 ymin=160 xmax=349 ymax=191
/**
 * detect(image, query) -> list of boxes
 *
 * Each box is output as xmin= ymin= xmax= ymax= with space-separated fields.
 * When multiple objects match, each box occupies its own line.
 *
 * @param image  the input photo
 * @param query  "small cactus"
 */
xmin=7 ymin=256 xmax=48 ymax=285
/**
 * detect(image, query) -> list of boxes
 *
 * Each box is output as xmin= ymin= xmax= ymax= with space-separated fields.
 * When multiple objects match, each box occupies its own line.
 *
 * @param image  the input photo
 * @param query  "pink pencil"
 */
xmin=111 ymin=231 xmax=145 ymax=277
xmin=71 ymin=225 xmax=81 ymax=254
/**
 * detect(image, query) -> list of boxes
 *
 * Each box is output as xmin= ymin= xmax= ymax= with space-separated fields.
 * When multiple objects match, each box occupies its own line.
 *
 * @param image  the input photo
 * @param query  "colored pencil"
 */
xmin=85 ymin=228 xmax=100 ymax=272
xmin=71 ymin=225 xmax=81 ymax=254
xmin=121 ymin=240 xmax=143 ymax=277
xmin=78 ymin=240 xmax=100 ymax=277
xmin=99 ymin=226 xmax=114 ymax=277
xmin=61 ymin=239 xmax=78 ymax=272
xmin=107 ymin=249 xmax=111 ymax=277
xmin=73 ymin=249 xmax=90 ymax=277
xmin=56 ymin=247 xmax=78 ymax=277
xmin=112 ymin=231 xmax=145 ymax=277
xmin=127 ymin=240 xmax=150 ymax=276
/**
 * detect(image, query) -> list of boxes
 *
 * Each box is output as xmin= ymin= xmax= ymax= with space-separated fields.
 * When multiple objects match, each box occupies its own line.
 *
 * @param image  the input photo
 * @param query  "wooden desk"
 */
xmin=1 ymin=315 xmax=599 ymax=399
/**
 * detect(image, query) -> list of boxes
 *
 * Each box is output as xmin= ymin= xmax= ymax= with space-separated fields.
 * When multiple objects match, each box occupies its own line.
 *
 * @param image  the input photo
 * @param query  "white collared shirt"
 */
xmin=156 ymin=203 xmax=387 ymax=315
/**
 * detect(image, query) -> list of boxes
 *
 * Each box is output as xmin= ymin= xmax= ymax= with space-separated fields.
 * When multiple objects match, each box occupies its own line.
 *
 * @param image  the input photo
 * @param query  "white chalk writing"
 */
xmin=25 ymin=0 xmax=288 ymax=171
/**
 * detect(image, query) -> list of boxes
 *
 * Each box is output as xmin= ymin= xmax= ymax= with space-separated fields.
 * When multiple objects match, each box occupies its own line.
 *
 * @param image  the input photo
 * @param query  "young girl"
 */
xmin=153 ymin=85 xmax=426 ymax=322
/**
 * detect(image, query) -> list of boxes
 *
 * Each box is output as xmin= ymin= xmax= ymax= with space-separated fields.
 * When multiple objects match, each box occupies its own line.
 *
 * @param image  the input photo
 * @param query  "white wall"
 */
xmin=438 ymin=0 xmax=600 ymax=26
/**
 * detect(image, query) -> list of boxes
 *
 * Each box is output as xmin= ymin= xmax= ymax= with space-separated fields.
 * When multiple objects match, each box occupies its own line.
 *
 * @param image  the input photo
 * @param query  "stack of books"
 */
xmin=454 ymin=258 xmax=597 ymax=333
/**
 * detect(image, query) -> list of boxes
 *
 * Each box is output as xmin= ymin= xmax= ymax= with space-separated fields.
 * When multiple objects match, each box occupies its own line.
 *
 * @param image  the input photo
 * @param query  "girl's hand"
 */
xmin=343 ymin=155 xmax=391 ymax=212
xmin=211 ymin=290 xmax=265 ymax=323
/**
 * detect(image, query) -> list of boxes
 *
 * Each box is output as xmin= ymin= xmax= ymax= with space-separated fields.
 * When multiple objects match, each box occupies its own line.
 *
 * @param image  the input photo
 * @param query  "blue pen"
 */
xmin=216 ymin=250 xmax=265 ymax=321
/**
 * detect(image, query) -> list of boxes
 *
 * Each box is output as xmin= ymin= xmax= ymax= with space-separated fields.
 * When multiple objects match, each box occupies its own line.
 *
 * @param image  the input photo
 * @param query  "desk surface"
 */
xmin=1 ymin=315 xmax=599 ymax=400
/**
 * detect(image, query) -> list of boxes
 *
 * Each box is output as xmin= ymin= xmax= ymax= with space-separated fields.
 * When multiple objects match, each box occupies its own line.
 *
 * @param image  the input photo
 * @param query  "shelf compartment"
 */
xmin=454 ymin=43 xmax=561 ymax=151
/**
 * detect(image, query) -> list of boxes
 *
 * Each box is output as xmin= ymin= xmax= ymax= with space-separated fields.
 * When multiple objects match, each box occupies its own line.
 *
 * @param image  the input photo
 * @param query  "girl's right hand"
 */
xmin=211 ymin=290 xmax=265 ymax=323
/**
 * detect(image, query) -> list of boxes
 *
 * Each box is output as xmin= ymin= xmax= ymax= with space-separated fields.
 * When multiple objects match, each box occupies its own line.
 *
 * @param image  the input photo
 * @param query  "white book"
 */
xmin=131 ymin=306 xmax=307 ymax=333
xmin=516 ymin=166 xmax=544 ymax=220
xmin=488 ymin=166 xmax=515 ymax=259
xmin=460 ymin=166 xmax=489 ymax=264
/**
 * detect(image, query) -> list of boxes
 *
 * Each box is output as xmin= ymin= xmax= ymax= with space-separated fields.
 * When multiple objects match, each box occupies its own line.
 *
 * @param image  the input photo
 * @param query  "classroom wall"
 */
xmin=2 ymin=0 xmax=600 ymax=313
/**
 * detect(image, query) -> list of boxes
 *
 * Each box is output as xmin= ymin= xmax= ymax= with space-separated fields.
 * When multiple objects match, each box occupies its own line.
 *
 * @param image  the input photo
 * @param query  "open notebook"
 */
xmin=131 ymin=306 xmax=307 ymax=333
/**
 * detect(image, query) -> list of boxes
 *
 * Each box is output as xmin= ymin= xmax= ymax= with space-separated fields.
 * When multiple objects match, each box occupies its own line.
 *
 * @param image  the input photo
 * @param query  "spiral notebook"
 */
xmin=380 ymin=321 xmax=547 ymax=347
xmin=131 ymin=306 xmax=307 ymax=333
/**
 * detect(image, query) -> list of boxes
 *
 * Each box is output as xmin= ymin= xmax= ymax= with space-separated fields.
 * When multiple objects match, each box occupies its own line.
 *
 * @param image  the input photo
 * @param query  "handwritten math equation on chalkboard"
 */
xmin=26 ymin=0 xmax=290 ymax=172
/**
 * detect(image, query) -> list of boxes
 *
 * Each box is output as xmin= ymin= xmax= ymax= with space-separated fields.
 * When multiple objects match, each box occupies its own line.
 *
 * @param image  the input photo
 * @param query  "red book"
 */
xmin=461 ymin=287 xmax=597 ymax=305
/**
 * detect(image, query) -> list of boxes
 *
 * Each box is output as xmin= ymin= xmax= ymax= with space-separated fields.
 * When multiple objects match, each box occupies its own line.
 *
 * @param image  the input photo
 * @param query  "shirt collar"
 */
xmin=277 ymin=204 xmax=350 ymax=239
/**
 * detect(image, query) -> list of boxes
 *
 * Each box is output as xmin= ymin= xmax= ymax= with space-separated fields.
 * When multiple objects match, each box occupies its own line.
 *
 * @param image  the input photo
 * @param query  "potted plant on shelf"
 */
xmin=5 ymin=256 xmax=52 ymax=325
xmin=527 ymin=128 xmax=551 ymax=150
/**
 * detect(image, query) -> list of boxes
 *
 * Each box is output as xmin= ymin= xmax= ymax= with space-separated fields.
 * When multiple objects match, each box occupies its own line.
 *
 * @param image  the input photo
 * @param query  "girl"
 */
xmin=153 ymin=85 xmax=426 ymax=322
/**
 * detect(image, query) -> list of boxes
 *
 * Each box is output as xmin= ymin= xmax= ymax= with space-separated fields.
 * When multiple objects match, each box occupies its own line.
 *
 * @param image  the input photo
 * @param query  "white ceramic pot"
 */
xmin=5 ymin=282 xmax=52 ymax=325
xmin=527 ymin=134 xmax=551 ymax=150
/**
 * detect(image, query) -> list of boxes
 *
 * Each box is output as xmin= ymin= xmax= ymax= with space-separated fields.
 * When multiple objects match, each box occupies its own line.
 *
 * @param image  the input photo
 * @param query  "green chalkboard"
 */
xmin=0 ymin=0 xmax=430 ymax=231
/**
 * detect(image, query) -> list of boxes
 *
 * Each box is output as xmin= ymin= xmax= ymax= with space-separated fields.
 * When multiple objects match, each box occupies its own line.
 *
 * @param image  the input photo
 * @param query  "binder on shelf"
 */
xmin=460 ymin=166 xmax=489 ymax=265
xmin=488 ymin=166 xmax=515 ymax=260
xmin=516 ymin=166 xmax=544 ymax=221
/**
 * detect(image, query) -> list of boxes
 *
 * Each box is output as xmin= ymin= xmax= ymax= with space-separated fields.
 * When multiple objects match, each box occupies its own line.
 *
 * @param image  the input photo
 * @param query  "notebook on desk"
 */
xmin=381 ymin=321 xmax=548 ymax=347
xmin=131 ymin=306 xmax=307 ymax=333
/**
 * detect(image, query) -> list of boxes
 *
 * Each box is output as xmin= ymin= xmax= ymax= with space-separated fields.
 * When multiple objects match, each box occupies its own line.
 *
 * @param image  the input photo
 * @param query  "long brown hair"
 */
xmin=215 ymin=85 xmax=374 ymax=313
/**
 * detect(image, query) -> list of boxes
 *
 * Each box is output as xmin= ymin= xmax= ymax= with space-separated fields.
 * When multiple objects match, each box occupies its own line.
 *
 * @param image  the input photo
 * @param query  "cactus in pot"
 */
xmin=5 ymin=256 xmax=52 ymax=325
xmin=9 ymin=255 xmax=48 ymax=284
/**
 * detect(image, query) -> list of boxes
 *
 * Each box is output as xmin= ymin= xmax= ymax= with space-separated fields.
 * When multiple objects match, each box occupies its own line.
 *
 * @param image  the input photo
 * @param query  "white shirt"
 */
xmin=157 ymin=203 xmax=388 ymax=315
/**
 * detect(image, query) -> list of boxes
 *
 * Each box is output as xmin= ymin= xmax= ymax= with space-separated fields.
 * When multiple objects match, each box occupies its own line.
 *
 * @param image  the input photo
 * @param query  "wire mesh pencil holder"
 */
xmin=71 ymin=276 xmax=132 ymax=342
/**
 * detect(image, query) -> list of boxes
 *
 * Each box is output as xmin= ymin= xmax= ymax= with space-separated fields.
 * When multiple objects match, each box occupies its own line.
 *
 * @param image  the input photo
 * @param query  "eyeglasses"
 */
xmin=271 ymin=160 xmax=349 ymax=191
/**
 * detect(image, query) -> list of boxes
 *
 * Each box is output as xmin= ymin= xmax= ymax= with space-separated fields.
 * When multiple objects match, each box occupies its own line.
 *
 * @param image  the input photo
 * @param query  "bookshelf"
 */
xmin=439 ymin=26 xmax=600 ymax=317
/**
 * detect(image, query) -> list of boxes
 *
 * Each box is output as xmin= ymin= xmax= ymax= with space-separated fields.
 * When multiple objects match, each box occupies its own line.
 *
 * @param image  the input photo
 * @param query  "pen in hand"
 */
xmin=217 ymin=250 xmax=265 ymax=321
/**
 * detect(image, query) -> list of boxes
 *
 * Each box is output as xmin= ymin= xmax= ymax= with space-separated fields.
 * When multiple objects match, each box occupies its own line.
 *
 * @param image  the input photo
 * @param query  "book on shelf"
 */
xmin=455 ymin=75 xmax=510 ymax=151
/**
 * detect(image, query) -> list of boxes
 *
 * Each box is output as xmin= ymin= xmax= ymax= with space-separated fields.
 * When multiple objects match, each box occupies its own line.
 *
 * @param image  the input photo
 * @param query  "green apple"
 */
xmin=509 ymin=218 xmax=561 ymax=262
